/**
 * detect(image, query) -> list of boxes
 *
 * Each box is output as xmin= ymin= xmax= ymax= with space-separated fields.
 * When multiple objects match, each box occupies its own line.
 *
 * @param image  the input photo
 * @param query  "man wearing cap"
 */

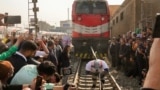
xmin=85 ymin=59 xmax=109 ymax=88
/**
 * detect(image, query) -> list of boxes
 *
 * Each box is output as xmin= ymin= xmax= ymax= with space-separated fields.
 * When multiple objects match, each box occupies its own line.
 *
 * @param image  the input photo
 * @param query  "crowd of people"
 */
xmin=108 ymin=27 xmax=153 ymax=86
xmin=0 ymin=25 xmax=158 ymax=89
xmin=0 ymin=33 xmax=76 ymax=90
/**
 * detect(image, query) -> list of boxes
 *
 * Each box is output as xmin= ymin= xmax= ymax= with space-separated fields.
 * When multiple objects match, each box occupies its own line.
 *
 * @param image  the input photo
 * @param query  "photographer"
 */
xmin=142 ymin=15 xmax=160 ymax=89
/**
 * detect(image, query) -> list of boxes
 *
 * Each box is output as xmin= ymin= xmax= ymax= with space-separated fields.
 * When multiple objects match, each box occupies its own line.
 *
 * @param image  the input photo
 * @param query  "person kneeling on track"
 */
xmin=85 ymin=59 xmax=109 ymax=88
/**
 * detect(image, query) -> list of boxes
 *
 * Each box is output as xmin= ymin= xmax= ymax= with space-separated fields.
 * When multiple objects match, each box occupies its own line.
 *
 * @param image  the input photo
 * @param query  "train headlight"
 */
xmin=78 ymin=17 xmax=81 ymax=21
xmin=101 ymin=17 xmax=105 ymax=21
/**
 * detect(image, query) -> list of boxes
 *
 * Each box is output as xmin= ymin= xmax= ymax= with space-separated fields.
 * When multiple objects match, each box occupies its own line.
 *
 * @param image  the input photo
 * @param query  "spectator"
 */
xmin=54 ymin=37 xmax=63 ymax=59
xmin=109 ymin=37 xmax=117 ymax=67
xmin=47 ymin=40 xmax=58 ymax=67
xmin=7 ymin=40 xmax=38 ymax=83
xmin=10 ymin=61 xmax=76 ymax=90
xmin=0 ymin=35 xmax=24 ymax=60
xmin=1 ymin=34 xmax=9 ymax=44
xmin=59 ymin=45 xmax=72 ymax=84
xmin=34 ymin=40 xmax=49 ymax=62
xmin=125 ymin=57 xmax=137 ymax=77
xmin=135 ymin=40 xmax=146 ymax=85
xmin=10 ymin=61 xmax=56 ymax=85
xmin=54 ymin=38 xmax=63 ymax=74
xmin=0 ymin=61 xmax=37 ymax=90
xmin=118 ymin=38 xmax=128 ymax=71
xmin=35 ymin=40 xmax=49 ymax=56
xmin=47 ymin=72 xmax=62 ymax=84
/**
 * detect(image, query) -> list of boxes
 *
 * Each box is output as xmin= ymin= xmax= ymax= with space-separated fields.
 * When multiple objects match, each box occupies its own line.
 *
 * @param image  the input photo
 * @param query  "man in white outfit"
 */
xmin=85 ymin=59 xmax=109 ymax=88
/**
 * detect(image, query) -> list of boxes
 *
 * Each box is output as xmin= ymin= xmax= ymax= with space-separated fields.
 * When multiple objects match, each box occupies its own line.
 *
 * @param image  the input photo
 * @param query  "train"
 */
xmin=72 ymin=0 xmax=110 ymax=59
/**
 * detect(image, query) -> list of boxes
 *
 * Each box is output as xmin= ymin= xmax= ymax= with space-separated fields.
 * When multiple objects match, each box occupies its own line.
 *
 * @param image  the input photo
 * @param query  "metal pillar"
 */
xmin=28 ymin=0 xmax=39 ymax=36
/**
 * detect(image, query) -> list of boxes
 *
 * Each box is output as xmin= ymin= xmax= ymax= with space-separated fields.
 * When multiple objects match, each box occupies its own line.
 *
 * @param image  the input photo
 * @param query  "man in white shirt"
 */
xmin=85 ymin=59 xmax=109 ymax=88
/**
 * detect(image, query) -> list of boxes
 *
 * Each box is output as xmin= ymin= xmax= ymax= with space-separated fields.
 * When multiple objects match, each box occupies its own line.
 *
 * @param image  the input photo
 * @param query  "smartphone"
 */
xmin=35 ymin=76 xmax=43 ymax=90
xmin=152 ymin=14 xmax=160 ymax=38
xmin=4 ymin=16 xmax=21 ymax=24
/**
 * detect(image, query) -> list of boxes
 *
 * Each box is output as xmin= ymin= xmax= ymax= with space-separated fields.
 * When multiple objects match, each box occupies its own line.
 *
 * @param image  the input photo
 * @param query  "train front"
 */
xmin=72 ymin=0 xmax=110 ymax=59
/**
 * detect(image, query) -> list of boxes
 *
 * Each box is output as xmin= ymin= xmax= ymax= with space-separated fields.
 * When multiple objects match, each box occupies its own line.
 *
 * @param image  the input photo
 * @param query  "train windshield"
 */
xmin=75 ymin=1 xmax=107 ymax=14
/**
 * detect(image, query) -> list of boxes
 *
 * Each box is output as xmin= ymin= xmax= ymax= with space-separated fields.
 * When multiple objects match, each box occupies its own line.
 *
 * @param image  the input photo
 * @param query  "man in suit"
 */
xmin=8 ymin=40 xmax=38 ymax=83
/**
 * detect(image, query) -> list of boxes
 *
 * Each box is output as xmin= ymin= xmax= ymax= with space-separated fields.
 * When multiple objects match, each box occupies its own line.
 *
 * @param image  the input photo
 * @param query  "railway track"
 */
xmin=67 ymin=57 xmax=121 ymax=90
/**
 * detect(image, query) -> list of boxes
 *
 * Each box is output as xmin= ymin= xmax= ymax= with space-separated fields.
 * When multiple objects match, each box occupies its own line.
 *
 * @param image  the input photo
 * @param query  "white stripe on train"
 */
xmin=72 ymin=22 xmax=109 ymax=34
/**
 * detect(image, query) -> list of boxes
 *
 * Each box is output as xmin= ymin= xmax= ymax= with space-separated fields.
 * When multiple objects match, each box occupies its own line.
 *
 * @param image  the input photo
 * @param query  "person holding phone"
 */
xmin=0 ymin=35 xmax=24 ymax=60
xmin=142 ymin=14 xmax=160 ymax=90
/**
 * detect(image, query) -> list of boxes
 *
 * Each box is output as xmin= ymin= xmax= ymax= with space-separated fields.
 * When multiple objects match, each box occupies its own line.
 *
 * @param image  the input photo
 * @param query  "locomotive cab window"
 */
xmin=75 ymin=1 xmax=107 ymax=14
xmin=92 ymin=2 xmax=107 ymax=14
